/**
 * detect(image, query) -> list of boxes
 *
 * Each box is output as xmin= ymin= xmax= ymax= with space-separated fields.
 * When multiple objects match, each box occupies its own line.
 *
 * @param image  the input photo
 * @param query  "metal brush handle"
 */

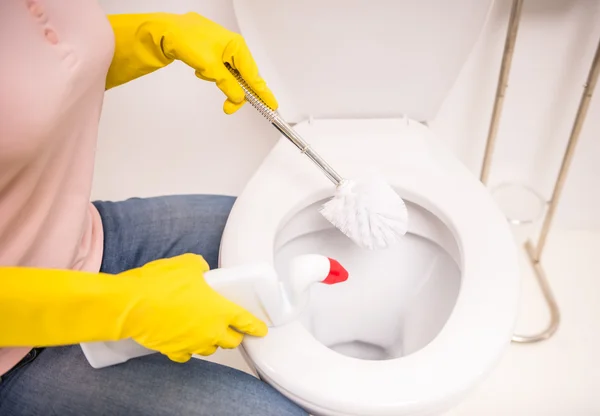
xmin=225 ymin=63 xmax=343 ymax=186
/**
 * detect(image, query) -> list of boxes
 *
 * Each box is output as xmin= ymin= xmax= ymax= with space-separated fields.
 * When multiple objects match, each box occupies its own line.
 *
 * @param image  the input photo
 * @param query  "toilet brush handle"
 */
xmin=225 ymin=63 xmax=344 ymax=186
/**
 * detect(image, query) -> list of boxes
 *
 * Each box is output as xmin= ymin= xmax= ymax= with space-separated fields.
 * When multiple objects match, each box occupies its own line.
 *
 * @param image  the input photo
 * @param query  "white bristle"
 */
xmin=319 ymin=177 xmax=408 ymax=250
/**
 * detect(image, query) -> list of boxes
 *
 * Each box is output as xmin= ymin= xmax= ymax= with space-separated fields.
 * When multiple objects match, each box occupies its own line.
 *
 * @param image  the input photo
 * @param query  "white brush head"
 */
xmin=319 ymin=176 xmax=408 ymax=250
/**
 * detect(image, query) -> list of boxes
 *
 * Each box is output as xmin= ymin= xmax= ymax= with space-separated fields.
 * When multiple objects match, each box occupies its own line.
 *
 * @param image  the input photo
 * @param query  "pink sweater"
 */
xmin=0 ymin=0 xmax=114 ymax=375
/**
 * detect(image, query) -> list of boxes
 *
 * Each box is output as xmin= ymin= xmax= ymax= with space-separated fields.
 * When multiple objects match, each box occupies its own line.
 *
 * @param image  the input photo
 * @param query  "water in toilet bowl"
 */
xmin=274 ymin=198 xmax=461 ymax=360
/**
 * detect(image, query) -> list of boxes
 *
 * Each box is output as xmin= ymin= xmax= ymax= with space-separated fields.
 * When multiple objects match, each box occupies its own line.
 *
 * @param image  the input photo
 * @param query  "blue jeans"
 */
xmin=0 ymin=195 xmax=307 ymax=416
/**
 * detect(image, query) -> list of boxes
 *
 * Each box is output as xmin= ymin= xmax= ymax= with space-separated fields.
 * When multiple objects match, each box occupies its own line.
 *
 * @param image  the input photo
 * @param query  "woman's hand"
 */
xmin=0 ymin=254 xmax=267 ymax=364
xmin=106 ymin=12 xmax=277 ymax=114
xmin=161 ymin=12 xmax=277 ymax=114
xmin=120 ymin=254 xmax=268 ymax=363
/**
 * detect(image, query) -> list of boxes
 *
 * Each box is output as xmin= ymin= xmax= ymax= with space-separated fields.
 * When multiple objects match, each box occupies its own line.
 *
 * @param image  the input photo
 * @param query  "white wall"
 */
xmin=93 ymin=0 xmax=281 ymax=199
xmin=94 ymin=0 xmax=600 ymax=231
xmin=432 ymin=0 xmax=600 ymax=232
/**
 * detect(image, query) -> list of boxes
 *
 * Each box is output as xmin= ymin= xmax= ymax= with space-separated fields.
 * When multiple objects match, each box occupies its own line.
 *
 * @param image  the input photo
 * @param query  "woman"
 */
xmin=0 ymin=2 xmax=306 ymax=415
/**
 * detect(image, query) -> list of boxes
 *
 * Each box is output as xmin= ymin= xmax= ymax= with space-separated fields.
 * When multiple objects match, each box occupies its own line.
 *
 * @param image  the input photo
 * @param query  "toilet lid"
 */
xmin=231 ymin=0 xmax=494 ymax=123
xmin=219 ymin=118 xmax=519 ymax=415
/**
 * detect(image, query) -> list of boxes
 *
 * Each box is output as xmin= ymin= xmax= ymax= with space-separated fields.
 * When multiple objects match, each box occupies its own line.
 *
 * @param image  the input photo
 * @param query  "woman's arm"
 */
xmin=0 ymin=254 xmax=266 ymax=363
xmin=105 ymin=13 xmax=174 ymax=91
xmin=0 ymin=266 xmax=132 ymax=346
xmin=104 ymin=12 xmax=277 ymax=114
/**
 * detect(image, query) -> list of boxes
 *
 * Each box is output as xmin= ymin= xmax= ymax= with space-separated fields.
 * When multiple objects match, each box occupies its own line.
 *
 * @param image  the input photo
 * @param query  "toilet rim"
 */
xmin=220 ymin=119 xmax=520 ymax=413
xmin=238 ymin=183 xmax=515 ymax=409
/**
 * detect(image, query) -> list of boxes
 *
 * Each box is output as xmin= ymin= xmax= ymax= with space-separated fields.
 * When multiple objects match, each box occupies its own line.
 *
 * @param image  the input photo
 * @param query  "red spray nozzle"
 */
xmin=322 ymin=258 xmax=349 ymax=285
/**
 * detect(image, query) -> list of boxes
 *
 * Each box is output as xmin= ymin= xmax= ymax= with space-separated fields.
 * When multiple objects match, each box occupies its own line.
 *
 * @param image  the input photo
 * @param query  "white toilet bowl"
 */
xmin=218 ymin=1 xmax=519 ymax=414
xmin=219 ymin=118 xmax=520 ymax=416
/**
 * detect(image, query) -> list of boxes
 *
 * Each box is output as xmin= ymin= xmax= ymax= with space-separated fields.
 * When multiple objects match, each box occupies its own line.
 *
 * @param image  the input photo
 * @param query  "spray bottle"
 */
xmin=80 ymin=254 xmax=349 ymax=368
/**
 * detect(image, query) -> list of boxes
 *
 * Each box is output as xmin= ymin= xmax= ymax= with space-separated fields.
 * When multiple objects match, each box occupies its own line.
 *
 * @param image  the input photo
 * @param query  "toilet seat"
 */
xmin=219 ymin=117 xmax=519 ymax=416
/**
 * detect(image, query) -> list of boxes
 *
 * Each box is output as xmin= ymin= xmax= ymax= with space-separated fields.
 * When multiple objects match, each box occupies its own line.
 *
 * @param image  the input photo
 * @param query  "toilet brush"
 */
xmin=225 ymin=63 xmax=408 ymax=249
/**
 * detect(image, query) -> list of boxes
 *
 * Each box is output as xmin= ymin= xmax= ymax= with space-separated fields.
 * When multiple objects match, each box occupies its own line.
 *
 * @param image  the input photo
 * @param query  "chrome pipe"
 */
xmin=480 ymin=0 xmax=524 ymax=184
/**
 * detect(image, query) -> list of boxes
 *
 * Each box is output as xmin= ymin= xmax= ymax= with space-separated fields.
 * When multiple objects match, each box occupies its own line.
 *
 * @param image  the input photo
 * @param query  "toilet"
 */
xmin=218 ymin=1 xmax=520 ymax=415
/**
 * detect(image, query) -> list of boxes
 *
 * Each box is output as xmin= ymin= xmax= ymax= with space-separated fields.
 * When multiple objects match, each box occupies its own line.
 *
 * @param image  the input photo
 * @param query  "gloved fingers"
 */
xmin=166 ymin=352 xmax=192 ymax=363
xmin=193 ymin=345 xmax=219 ymax=357
xmin=223 ymin=99 xmax=245 ymax=115
xmin=195 ymin=68 xmax=246 ymax=112
xmin=230 ymin=310 xmax=268 ymax=337
xmin=216 ymin=327 xmax=244 ymax=349
xmin=223 ymin=36 xmax=278 ymax=111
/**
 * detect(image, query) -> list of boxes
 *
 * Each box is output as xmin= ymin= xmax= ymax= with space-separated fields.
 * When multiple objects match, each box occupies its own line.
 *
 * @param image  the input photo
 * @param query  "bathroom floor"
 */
xmin=202 ymin=228 xmax=600 ymax=416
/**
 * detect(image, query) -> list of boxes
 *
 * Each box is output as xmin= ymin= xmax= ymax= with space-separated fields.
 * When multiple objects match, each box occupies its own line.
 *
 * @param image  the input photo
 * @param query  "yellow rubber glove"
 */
xmin=0 ymin=254 xmax=267 ymax=363
xmin=105 ymin=12 xmax=277 ymax=114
